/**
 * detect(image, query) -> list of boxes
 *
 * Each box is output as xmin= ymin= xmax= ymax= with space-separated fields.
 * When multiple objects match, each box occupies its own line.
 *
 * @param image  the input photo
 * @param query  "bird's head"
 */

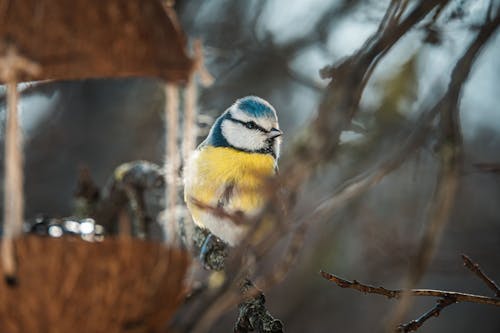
xmin=207 ymin=96 xmax=282 ymax=158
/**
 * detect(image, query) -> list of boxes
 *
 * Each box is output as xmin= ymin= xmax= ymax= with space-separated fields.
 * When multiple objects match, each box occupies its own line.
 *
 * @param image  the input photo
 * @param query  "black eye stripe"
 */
xmin=227 ymin=115 xmax=268 ymax=133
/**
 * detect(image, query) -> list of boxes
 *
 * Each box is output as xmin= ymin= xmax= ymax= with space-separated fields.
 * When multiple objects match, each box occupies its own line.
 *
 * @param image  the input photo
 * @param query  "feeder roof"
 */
xmin=0 ymin=0 xmax=193 ymax=83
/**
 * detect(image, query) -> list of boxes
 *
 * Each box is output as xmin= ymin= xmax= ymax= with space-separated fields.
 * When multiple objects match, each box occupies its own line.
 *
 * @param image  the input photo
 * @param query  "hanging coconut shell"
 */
xmin=0 ymin=236 xmax=190 ymax=333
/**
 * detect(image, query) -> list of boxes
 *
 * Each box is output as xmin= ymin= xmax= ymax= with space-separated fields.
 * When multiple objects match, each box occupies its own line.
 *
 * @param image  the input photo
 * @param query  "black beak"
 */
xmin=268 ymin=128 xmax=283 ymax=139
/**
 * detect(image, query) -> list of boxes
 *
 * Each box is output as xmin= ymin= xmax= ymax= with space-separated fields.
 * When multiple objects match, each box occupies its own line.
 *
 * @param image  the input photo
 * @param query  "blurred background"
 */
xmin=1 ymin=0 xmax=499 ymax=332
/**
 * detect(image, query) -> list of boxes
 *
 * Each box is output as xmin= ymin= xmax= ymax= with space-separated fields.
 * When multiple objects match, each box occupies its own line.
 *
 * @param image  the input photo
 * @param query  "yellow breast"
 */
xmin=184 ymin=146 xmax=277 ymax=220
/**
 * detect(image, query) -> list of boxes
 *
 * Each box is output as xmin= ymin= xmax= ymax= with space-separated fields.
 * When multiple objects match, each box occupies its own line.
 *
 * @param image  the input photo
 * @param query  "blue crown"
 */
xmin=236 ymin=96 xmax=276 ymax=118
xmin=203 ymin=96 xmax=276 ymax=148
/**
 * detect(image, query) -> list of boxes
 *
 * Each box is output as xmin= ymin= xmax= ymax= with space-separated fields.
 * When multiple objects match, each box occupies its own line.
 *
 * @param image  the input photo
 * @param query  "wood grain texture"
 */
xmin=0 ymin=236 xmax=190 ymax=333
xmin=0 ymin=0 xmax=193 ymax=83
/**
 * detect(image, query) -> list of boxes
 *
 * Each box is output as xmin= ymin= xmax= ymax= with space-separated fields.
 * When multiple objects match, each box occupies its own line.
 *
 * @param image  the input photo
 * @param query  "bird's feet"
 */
xmin=197 ymin=230 xmax=228 ymax=271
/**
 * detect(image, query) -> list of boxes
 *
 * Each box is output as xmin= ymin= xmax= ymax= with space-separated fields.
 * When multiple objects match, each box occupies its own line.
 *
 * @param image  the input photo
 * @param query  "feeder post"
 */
xmin=180 ymin=40 xmax=213 ymax=248
xmin=1 ymin=82 xmax=22 ymax=281
xmin=164 ymin=84 xmax=180 ymax=245
xmin=182 ymin=39 xmax=213 ymax=161
xmin=0 ymin=45 xmax=40 ymax=281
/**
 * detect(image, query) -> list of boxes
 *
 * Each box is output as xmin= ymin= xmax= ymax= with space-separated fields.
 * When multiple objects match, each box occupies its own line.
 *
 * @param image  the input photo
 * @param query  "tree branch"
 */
xmin=387 ymin=6 xmax=500 ymax=329
xmin=234 ymin=279 xmax=283 ymax=333
xmin=208 ymin=3 xmax=457 ymax=326
xmin=462 ymin=254 xmax=500 ymax=297
xmin=175 ymin=2 xmax=500 ymax=332
xmin=397 ymin=297 xmax=456 ymax=332
xmin=321 ymin=253 xmax=500 ymax=332
xmin=320 ymin=271 xmax=500 ymax=307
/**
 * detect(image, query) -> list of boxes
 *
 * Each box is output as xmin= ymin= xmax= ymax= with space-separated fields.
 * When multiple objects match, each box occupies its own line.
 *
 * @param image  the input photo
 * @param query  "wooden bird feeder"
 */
xmin=0 ymin=1 xmax=194 ymax=332
xmin=0 ymin=237 xmax=190 ymax=333
xmin=0 ymin=0 xmax=193 ymax=83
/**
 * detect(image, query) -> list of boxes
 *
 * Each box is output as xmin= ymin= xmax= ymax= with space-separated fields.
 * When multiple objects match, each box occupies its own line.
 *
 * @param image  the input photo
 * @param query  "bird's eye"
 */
xmin=245 ymin=121 xmax=257 ymax=129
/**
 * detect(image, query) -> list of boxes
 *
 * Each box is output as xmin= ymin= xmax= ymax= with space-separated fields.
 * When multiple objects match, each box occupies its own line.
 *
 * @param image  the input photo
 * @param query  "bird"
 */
xmin=184 ymin=96 xmax=282 ymax=248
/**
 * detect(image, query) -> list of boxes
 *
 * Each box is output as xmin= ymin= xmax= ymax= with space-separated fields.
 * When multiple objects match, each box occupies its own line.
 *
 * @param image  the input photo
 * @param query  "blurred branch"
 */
xmin=320 ymin=0 xmax=449 ymax=79
xmin=343 ymin=0 xmax=417 ymax=110
xmin=289 ymin=0 xmax=448 ymax=180
xmin=190 ymin=197 xmax=246 ymax=226
xmin=260 ymin=3 xmax=500 ymax=331
xmin=473 ymin=162 xmax=500 ymax=174
xmin=388 ymin=7 xmax=500 ymax=328
xmin=244 ymin=1 xmax=452 ymax=300
xmin=253 ymin=75 xmax=447 ymax=296
xmin=486 ymin=0 xmax=495 ymax=21
xmin=285 ymin=66 xmax=324 ymax=91
xmin=193 ymin=2 xmax=456 ymax=329
xmin=176 ymin=2 xmax=499 ymax=332
xmin=249 ymin=0 xmax=267 ymax=44
xmin=175 ymin=204 xmax=282 ymax=333
xmin=462 ymin=254 xmax=500 ymax=297
xmin=309 ymin=104 xmax=438 ymax=220
xmin=378 ymin=0 xmax=400 ymax=32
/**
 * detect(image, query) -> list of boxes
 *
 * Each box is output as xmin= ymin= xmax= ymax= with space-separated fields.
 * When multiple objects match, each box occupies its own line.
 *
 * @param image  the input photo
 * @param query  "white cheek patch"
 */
xmin=221 ymin=119 xmax=268 ymax=151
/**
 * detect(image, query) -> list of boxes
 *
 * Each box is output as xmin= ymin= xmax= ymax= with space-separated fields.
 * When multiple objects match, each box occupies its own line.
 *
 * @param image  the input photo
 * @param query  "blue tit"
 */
xmin=184 ymin=96 xmax=282 ymax=247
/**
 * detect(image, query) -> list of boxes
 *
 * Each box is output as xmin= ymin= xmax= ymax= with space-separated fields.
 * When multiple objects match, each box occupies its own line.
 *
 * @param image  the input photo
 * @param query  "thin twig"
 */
xmin=320 ymin=270 xmax=500 ymax=306
xmin=397 ymin=297 xmax=456 ymax=332
xmin=462 ymin=254 xmax=500 ymax=297
xmin=322 ymin=265 xmax=500 ymax=332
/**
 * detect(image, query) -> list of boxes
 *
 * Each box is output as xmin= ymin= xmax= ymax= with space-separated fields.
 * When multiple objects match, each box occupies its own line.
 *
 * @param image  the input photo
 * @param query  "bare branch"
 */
xmin=462 ymin=254 xmax=500 ymax=297
xmin=397 ymin=297 xmax=456 ymax=332
xmin=175 ymin=3 xmax=500 ymax=332
xmin=320 ymin=271 xmax=500 ymax=306
xmin=320 ymin=0 xmax=449 ymax=79
xmin=321 ymin=252 xmax=500 ymax=332
xmin=320 ymin=255 xmax=500 ymax=332
xmin=252 ymin=82 xmax=445 ymax=295
xmin=387 ymin=7 xmax=500 ymax=329
xmin=230 ymin=1 xmax=456 ymax=319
